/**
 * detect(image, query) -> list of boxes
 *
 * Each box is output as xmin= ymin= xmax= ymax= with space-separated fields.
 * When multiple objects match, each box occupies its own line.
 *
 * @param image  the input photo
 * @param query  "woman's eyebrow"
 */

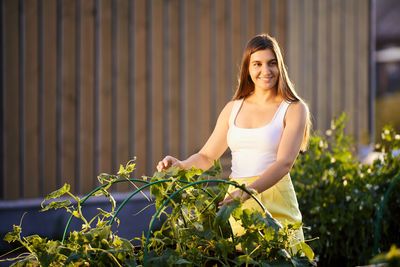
xmin=250 ymin=58 xmax=277 ymax=63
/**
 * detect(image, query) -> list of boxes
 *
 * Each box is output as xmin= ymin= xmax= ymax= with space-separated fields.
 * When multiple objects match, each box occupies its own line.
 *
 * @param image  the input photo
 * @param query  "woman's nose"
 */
xmin=261 ymin=65 xmax=270 ymax=75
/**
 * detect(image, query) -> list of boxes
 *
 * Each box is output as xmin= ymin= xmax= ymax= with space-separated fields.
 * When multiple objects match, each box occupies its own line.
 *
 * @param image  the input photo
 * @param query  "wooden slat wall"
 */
xmin=1 ymin=0 xmax=371 ymax=200
xmin=286 ymin=0 xmax=370 ymax=143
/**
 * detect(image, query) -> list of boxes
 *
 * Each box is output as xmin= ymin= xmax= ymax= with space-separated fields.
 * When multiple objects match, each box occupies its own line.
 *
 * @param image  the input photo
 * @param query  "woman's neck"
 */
xmin=247 ymin=87 xmax=281 ymax=104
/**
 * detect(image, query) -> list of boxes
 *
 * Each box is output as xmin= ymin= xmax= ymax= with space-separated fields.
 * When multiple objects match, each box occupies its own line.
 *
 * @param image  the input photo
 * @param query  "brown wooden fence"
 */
xmin=0 ymin=0 xmax=371 ymax=200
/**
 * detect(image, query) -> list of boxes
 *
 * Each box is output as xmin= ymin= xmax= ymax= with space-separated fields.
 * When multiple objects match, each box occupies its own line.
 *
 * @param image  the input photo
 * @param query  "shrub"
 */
xmin=370 ymin=244 xmax=400 ymax=266
xmin=291 ymin=113 xmax=400 ymax=266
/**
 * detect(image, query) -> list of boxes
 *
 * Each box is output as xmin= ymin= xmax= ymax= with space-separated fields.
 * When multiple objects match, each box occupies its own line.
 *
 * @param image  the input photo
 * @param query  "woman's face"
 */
xmin=248 ymin=49 xmax=279 ymax=92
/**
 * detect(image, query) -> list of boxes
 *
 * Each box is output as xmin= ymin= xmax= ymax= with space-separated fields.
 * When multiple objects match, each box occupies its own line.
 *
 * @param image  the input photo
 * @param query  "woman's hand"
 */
xmin=156 ymin=156 xmax=183 ymax=172
xmin=218 ymin=189 xmax=250 ymax=209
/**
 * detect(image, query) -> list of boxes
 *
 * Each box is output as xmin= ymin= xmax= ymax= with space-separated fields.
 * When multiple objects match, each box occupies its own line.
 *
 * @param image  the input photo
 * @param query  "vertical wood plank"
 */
xmin=209 ymin=0 xmax=216 ymax=128
xmin=116 ymin=0 xmax=130 ymax=190
xmin=231 ymin=0 xmax=242 ymax=94
xmin=168 ymin=0 xmax=181 ymax=158
xmin=216 ymin=0 xmax=228 ymax=115
xmin=99 ymin=0 xmax=112 ymax=175
xmin=330 ymin=0 xmax=342 ymax=120
xmin=18 ymin=0 xmax=25 ymax=198
xmin=344 ymin=0 xmax=356 ymax=137
xmin=128 ymin=0 xmax=135 ymax=162
xmin=260 ymin=0 xmax=271 ymax=34
xmin=150 ymin=0 xmax=163 ymax=174
xmin=25 ymin=0 xmax=39 ymax=198
xmin=75 ymin=0 xmax=82 ymax=194
xmin=246 ymin=0 xmax=257 ymax=39
xmin=302 ymin=0 xmax=314 ymax=109
xmin=133 ymin=0 xmax=147 ymax=177
xmin=225 ymin=0 xmax=233 ymax=101
xmin=81 ymin=0 xmax=95 ymax=193
xmin=1 ymin=0 xmax=5 ymax=198
xmin=198 ymin=0 xmax=212 ymax=149
xmin=144 ymin=0 xmax=152 ymax=175
xmin=42 ymin=0 xmax=57 ymax=196
xmin=161 ymin=0 xmax=170 ymax=157
xmin=316 ymin=0 xmax=329 ymax=131
xmin=357 ymin=0 xmax=369 ymax=144
xmin=276 ymin=0 xmax=286 ymax=52
xmin=93 ymin=0 xmax=100 ymax=183
xmin=311 ymin=0 xmax=319 ymax=123
xmin=184 ymin=0 xmax=197 ymax=155
xmin=111 ymin=0 xmax=118 ymax=181
xmin=62 ymin=0 xmax=77 ymax=190
xmin=287 ymin=0 xmax=301 ymax=95
xmin=4 ymin=0 xmax=20 ymax=199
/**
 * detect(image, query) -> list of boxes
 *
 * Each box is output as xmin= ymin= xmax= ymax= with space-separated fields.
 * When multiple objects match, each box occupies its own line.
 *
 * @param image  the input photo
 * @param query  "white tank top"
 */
xmin=227 ymin=98 xmax=290 ymax=178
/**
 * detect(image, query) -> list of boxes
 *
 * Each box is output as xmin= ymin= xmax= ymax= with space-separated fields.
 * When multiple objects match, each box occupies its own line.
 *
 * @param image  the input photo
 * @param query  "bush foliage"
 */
xmin=291 ymin=113 xmax=400 ymax=266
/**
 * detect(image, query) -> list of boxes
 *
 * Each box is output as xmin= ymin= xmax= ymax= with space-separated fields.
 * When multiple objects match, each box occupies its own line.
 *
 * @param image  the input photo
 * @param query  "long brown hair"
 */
xmin=232 ymin=33 xmax=311 ymax=151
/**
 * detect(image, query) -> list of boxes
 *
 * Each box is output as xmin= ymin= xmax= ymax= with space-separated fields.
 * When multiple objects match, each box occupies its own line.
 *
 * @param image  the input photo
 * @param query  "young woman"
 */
xmin=157 ymin=33 xmax=311 ymax=241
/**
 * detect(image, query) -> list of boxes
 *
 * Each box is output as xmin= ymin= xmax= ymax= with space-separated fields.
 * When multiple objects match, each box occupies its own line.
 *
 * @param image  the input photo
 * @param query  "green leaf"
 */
xmin=175 ymin=258 xmax=192 ymax=264
xmin=240 ymin=209 xmax=253 ymax=228
xmin=109 ymin=194 xmax=116 ymax=211
xmin=215 ymin=200 xmax=241 ymax=225
xmin=41 ymin=184 xmax=70 ymax=206
xmin=97 ymin=173 xmax=118 ymax=184
xmin=117 ymin=164 xmax=126 ymax=176
xmin=40 ymin=200 xmax=72 ymax=212
xmin=126 ymin=161 xmax=136 ymax=173
xmin=97 ymin=208 xmax=113 ymax=217
xmin=299 ymin=241 xmax=314 ymax=260
xmin=236 ymin=254 xmax=257 ymax=264
xmin=166 ymin=166 xmax=180 ymax=176
xmin=264 ymin=227 xmax=276 ymax=242
xmin=213 ymin=158 xmax=222 ymax=174
xmin=4 ymin=225 xmax=22 ymax=243
xmin=184 ymin=168 xmax=203 ymax=180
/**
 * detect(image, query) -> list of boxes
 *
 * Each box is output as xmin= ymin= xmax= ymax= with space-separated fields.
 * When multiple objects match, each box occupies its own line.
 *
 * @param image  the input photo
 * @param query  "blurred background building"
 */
xmin=375 ymin=0 xmax=400 ymax=140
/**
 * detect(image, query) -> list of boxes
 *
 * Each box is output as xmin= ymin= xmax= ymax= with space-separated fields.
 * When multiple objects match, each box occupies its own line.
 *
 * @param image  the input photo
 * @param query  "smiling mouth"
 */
xmin=258 ymin=77 xmax=274 ymax=81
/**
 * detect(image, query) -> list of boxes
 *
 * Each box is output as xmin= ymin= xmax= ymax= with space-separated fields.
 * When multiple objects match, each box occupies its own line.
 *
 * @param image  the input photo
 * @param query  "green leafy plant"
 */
xmin=2 ymin=160 xmax=316 ymax=266
xmin=142 ymin=162 xmax=315 ymax=266
xmin=370 ymin=244 xmax=400 ymax=267
xmin=291 ymin=113 xmax=400 ymax=266
xmin=2 ymin=161 xmax=140 ymax=266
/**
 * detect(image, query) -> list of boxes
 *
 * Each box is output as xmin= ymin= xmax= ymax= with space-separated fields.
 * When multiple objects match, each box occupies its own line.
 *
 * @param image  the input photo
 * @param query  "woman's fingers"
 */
xmin=218 ymin=190 xmax=250 ymax=209
xmin=218 ymin=196 xmax=232 ymax=209
xmin=157 ymin=156 xmax=179 ymax=172
xmin=156 ymin=161 xmax=164 ymax=172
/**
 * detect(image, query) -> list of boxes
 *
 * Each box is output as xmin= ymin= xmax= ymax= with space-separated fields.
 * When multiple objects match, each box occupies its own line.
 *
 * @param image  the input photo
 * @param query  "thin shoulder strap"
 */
xmin=229 ymin=99 xmax=244 ymax=127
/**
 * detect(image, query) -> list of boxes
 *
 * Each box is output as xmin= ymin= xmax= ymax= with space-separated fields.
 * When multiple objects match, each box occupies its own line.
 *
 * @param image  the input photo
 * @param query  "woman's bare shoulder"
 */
xmin=220 ymin=100 xmax=236 ymax=116
xmin=213 ymin=100 xmax=236 ymax=125
xmin=286 ymin=101 xmax=308 ymax=121
xmin=224 ymin=100 xmax=236 ymax=110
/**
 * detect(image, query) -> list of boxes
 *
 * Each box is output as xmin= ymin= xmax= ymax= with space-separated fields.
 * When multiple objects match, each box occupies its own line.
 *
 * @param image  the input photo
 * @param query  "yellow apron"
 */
xmin=227 ymin=174 xmax=304 ymax=242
